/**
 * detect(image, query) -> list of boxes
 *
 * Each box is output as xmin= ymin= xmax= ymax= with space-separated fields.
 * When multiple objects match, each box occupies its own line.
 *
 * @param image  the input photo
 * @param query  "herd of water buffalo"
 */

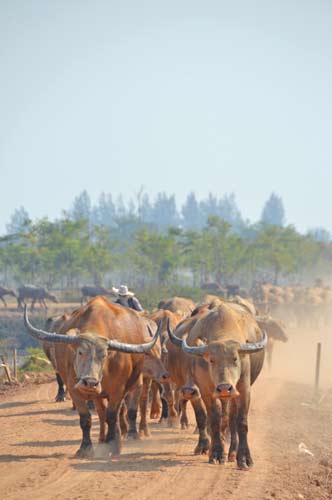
xmin=0 ymin=280 xmax=327 ymax=468
xmin=17 ymin=289 xmax=292 ymax=470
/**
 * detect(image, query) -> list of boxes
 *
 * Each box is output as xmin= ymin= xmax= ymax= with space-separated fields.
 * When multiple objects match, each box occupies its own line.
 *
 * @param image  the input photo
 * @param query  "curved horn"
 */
xmin=167 ymin=319 xmax=183 ymax=348
xmin=239 ymin=330 xmax=268 ymax=354
xmin=23 ymin=305 xmax=80 ymax=344
xmin=182 ymin=335 xmax=208 ymax=356
xmin=107 ymin=322 xmax=161 ymax=354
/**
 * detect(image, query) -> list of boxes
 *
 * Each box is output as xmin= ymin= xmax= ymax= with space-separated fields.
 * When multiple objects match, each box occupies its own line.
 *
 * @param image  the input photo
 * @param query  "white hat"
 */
xmin=112 ymin=285 xmax=135 ymax=297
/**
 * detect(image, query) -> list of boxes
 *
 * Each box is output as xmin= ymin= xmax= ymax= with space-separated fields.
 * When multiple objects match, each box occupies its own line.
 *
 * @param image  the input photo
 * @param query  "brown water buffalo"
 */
xmin=24 ymin=296 xmax=161 ymax=458
xmin=146 ymin=309 xmax=184 ymax=424
xmin=158 ymin=296 xmax=196 ymax=317
xmin=43 ymin=314 xmax=70 ymax=402
xmin=0 ymin=286 xmax=16 ymax=307
xmin=166 ymin=311 xmax=211 ymax=455
xmin=256 ymin=316 xmax=288 ymax=369
xmin=18 ymin=285 xmax=58 ymax=311
xmin=168 ymin=303 xmax=267 ymax=469
xmin=80 ymin=285 xmax=114 ymax=304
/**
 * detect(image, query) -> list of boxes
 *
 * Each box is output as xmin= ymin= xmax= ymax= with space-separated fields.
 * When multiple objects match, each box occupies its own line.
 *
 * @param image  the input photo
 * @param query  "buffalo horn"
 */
xmin=181 ymin=335 xmax=208 ymax=356
xmin=239 ymin=330 xmax=268 ymax=354
xmin=23 ymin=305 xmax=80 ymax=344
xmin=166 ymin=320 xmax=183 ymax=348
xmin=107 ymin=321 xmax=161 ymax=354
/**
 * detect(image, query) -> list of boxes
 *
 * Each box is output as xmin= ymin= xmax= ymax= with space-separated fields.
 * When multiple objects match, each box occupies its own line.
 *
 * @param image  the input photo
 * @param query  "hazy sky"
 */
xmin=1 ymin=1 xmax=331 ymax=234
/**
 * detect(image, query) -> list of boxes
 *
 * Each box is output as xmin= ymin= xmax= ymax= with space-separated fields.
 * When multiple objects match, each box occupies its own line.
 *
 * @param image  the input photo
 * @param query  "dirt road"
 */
xmin=1 ymin=364 xmax=332 ymax=500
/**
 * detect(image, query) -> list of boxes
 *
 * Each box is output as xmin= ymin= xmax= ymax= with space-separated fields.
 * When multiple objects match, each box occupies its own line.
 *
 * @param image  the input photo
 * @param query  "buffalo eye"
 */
xmin=233 ymin=357 xmax=238 ymax=364
xmin=210 ymin=359 xmax=215 ymax=364
xmin=78 ymin=351 xmax=83 ymax=356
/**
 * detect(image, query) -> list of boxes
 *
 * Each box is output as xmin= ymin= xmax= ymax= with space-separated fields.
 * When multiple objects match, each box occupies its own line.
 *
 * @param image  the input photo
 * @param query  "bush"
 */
xmin=19 ymin=347 xmax=52 ymax=373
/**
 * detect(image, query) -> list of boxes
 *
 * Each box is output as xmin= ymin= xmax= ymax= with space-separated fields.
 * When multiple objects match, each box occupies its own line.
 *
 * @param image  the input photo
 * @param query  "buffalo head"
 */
xmin=168 ymin=322 xmax=267 ymax=400
xmin=24 ymin=306 xmax=161 ymax=396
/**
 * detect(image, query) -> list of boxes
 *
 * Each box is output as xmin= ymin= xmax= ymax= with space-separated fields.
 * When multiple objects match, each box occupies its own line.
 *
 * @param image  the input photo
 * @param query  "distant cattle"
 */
xmin=0 ymin=286 xmax=16 ymax=307
xmin=17 ymin=285 xmax=58 ymax=311
xmin=80 ymin=285 xmax=113 ymax=304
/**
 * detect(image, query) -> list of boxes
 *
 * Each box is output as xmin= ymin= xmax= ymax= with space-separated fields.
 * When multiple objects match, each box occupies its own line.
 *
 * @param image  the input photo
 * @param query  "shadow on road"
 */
xmin=13 ymin=439 xmax=79 ymax=448
xmin=0 ymin=400 xmax=39 ymax=410
xmin=0 ymin=453 xmax=66 ymax=462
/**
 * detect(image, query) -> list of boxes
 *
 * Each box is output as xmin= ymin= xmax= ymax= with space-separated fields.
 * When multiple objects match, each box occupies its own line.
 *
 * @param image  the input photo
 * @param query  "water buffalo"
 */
xmin=18 ymin=285 xmax=58 ymax=311
xmin=256 ymin=316 xmax=288 ymax=369
xmin=158 ymin=296 xmax=196 ymax=317
xmin=168 ymin=302 xmax=267 ymax=469
xmin=80 ymin=285 xmax=114 ymax=304
xmin=0 ymin=286 xmax=17 ymax=307
xmin=43 ymin=314 xmax=70 ymax=402
xmin=24 ymin=296 xmax=161 ymax=458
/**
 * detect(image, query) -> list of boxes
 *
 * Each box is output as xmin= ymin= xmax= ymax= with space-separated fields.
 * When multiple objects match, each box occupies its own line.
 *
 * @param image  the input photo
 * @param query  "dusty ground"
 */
xmin=1 ymin=308 xmax=332 ymax=499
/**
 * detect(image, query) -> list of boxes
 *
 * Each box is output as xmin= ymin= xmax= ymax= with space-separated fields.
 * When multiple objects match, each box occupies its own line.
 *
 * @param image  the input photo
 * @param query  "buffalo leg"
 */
xmin=39 ymin=298 xmax=47 ymax=310
xmin=228 ymin=398 xmax=239 ymax=462
xmin=139 ymin=377 xmax=152 ymax=437
xmin=204 ymin=396 xmax=225 ymax=464
xmin=95 ymin=398 xmax=107 ymax=442
xmin=55 ymin=373 xmax=66 ymax=402
xmin=0 ymin=296 xmax=7 ymax=307
xmin=150 ymin=381 xmax=162 ymax=419
xmin=126 ymin=381 xmax=142 ymax=439
xmin=119 ymin=401 xmax=129 ymax=437
xmin=266 ymin=342 xmax=274 ymax=370
xmin=74 ymin=398 xmax=93 ymax=458
xmin=191 ymin=397 xmax=209 ymax=455
xmin=105 ymin=401 xmax=123 ymax=455
xmin=180 ymin=399 xmax=189 ymax=429
xmin=163 ymin=383 xmax=177 ymax=426
xmin=236 ymin=384 xmax=253 ymax=470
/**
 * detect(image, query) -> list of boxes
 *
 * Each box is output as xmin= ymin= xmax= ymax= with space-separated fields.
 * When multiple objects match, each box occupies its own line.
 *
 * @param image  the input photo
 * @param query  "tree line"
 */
xmin=0 ymin=194 xmax=331 ymax=290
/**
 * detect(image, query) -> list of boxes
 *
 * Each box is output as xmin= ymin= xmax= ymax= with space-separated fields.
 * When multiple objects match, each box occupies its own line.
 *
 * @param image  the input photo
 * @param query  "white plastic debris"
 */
xmin=298 ymin=442 xmax=314 ymax=457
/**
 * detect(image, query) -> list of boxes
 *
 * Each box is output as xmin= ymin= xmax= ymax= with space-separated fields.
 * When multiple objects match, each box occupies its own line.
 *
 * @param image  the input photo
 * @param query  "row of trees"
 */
xmin=7 ymin=190 xmax=289 ymax=237
xmin=1 ymin=212 xmax=330 ymax=290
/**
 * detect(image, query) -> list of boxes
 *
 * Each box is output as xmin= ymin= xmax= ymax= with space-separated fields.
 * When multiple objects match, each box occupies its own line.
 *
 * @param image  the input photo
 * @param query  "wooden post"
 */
xmin=314 ymin=342 xmax=322 ymax=394
xmin=13 ymin=349 xmax=17 ymax=380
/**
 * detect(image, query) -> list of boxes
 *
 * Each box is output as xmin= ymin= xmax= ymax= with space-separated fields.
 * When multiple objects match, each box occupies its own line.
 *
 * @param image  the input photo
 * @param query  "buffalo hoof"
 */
xmin=150 ymin=412 xmax=161 ymax=419
xmin=209 ymin=446 xmax=226 ymax=465
xmin=128 ymin=430 xmax=140 ymax=440
xmin=94 ymin=443 xmax=111 ymax=459
xmin=228 ymin=450 xmax=237 ymax=462
xmin=55 ymin=392 xmax=66 ymax=402
xmin=108 ymin=441 xmax=121 ymax=457
xmin=75 ymin=446 xmax=94 ymax=459
xmin=139 ymin=427 xmax=150 ymax=438
xmin=180 ymin=417 xmax=189 ymax=430
xmin=150 ymin=407 xmax=161 ymax=419
xmin=167 ymin=416 xmax=178 ymax=428
xmin=237 ymin=450 xmax=253 ymax=470
xmin=194 ymin=438 xmax=210 ymax=455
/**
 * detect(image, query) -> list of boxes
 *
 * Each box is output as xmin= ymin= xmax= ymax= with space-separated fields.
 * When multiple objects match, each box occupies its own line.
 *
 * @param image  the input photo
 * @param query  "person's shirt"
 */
xmin=115 ymin=295 xmax=144 ymax=312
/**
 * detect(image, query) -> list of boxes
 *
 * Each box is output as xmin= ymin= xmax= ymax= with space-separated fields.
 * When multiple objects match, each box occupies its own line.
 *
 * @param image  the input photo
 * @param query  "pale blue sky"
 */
xmin=1 ymin=1 xmax=331 ymax=234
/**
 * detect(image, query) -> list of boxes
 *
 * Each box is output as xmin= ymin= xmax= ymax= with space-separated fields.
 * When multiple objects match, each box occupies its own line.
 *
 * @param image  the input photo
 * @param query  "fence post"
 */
xmin=13 ymin=348 xmax=17 ymax=380
xmin=314 ymin=342 xmax=322 ymax=396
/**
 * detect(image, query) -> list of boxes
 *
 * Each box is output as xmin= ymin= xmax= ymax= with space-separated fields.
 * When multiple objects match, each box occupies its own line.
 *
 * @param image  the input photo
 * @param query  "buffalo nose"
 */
xmin=82 ymin=377 xmax=99 ymax=388
xmin=161 ymin=372 xmax=170 ymax=380
xmin=182 ymin=385 xmax=199 ymax=398
xmin=216 ymin=383 xmax=234 ymax=393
